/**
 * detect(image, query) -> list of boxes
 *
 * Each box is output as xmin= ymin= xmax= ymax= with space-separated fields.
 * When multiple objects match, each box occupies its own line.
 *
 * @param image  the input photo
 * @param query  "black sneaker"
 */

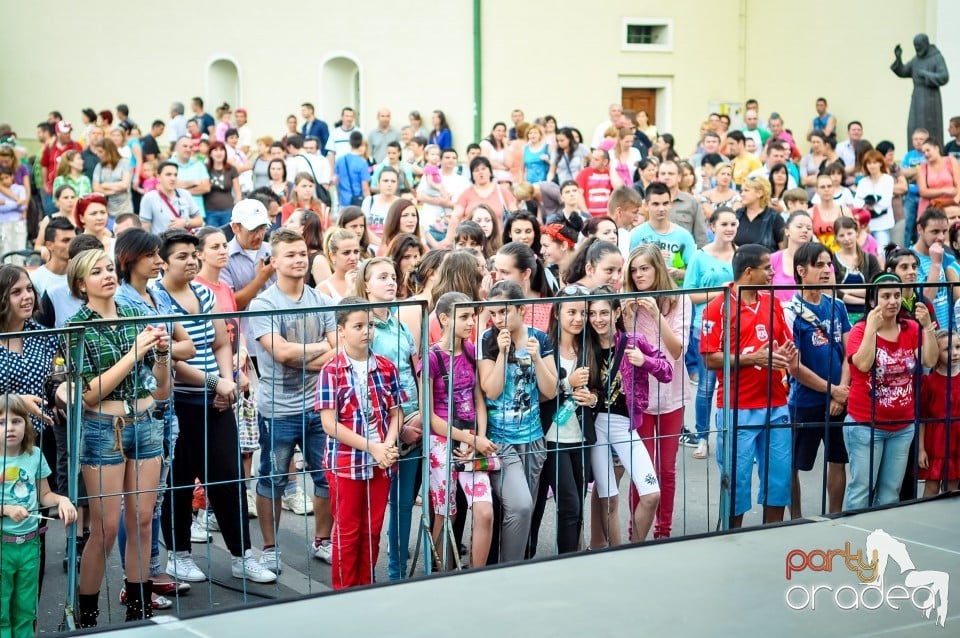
xmin=679 ymin=429 xmax=699 ymax=448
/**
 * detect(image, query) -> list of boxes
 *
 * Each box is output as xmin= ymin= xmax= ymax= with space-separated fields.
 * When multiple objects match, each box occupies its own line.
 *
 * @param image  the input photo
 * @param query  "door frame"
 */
xmin=619 ymin=76 xmax=672 ymax=133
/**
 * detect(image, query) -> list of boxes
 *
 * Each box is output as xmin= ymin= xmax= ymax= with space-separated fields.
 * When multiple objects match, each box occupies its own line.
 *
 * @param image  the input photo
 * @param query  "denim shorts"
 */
xmin=257 ymin=412 xmax=329 ymax=498
xmin=80 ymin=408 xmax=164 ymax=466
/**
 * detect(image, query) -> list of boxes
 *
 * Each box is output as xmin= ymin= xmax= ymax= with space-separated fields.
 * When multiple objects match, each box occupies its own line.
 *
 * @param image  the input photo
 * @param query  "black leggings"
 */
xmin=529 ymin=442 xmax=589 ymax=556
xmin=161 ymin=401 xmax=249 ymax=557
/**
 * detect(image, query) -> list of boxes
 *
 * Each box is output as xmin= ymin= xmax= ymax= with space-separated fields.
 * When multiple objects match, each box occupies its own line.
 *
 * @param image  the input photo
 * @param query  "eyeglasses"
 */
xmin=561 ymin=285 xmax=588 ymax=296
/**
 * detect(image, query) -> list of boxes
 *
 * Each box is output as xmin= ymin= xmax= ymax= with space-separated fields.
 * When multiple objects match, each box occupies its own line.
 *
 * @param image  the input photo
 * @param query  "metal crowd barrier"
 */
xmin=5 ymin=279 xmax=957 ymax=632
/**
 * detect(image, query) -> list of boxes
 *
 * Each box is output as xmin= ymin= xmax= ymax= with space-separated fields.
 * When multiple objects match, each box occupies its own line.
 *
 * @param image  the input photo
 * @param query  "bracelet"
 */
xmin=205 ymin=373 xmax=220 ymax=393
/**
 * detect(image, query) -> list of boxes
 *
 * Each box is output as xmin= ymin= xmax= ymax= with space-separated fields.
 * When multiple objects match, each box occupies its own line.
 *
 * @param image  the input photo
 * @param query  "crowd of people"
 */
xmin=1 ymin=96 xmax=960 ymax=633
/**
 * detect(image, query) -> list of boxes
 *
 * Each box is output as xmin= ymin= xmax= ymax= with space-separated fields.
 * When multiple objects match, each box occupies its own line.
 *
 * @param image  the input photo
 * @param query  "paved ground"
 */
xmin=37 ymin=405 xmax=838 ymax=633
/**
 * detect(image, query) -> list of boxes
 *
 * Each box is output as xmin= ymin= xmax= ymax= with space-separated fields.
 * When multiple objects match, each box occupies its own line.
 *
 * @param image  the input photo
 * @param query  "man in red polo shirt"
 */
xmin=40 ymin=121 xmax=81 ymax=213
xmin=702 ymin=243 xmax=798 ymax=528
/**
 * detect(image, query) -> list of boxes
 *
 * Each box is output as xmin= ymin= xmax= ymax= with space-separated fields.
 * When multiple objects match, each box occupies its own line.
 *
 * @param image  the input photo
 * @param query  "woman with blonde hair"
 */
xmin=67 ymin=248 xmax=172 ymax=625
xmin=699 ymin=162 xmax=740 ymax=219
xmin=734 ymin=175 xmax=784 ymax=252
xmin=352 ymin=256 xmax=423 ymax=581
xmin=316 ymin=228 xmax=361 ymax=302
xmin=522 ymin=124 xmax=551 ymax=184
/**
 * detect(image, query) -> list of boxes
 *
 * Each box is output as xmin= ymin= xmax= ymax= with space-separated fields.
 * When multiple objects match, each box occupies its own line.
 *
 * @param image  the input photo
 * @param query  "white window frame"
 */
xmin=621 ymin=18 xmax=673 ymax=53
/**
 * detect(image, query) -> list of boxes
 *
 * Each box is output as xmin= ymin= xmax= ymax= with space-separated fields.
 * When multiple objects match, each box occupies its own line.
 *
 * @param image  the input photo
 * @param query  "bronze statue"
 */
xmin=891 ymin=34 xmax=949 ymax=147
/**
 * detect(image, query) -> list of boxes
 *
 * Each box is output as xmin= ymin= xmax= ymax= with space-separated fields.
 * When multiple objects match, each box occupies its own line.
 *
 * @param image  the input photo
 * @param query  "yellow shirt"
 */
xmin=732 ymin=154 xmax=762 ymax=186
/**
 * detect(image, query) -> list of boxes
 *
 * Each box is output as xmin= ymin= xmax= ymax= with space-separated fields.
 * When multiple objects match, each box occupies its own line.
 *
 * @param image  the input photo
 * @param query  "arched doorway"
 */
xmin=206 ymin=58 xmax=241 ymax=111
xmin=320 ymin=55 xmax=361 ymax=122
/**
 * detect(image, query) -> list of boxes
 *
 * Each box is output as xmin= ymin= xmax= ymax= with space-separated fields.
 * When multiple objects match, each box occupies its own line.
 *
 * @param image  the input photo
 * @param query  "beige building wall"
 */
xmin=743 ymin=0 xmax=928 ymax=149
xmin=3 ymin=0 xmax=953 ymax=156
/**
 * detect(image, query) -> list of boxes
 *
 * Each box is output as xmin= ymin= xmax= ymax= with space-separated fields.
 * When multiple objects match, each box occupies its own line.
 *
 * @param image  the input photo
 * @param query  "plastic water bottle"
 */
xmin=44 ymin=356 xmax=68 ymax=409
xmin=554 ymin=395 xmax=578 ymax=428
xmin=139 ymin=366 xmax=158 ymax=393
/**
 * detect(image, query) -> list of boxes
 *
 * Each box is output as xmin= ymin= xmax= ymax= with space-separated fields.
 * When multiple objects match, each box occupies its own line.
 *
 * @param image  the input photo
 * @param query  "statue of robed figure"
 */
xmin=891 ymin=34 xmax=949 ymax=147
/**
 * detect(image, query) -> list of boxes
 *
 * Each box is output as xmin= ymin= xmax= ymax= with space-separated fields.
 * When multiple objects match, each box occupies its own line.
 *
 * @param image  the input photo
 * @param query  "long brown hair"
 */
xmin=431 ymin=249 xmax=482 ymax=302
xmin=386 ymin=233 xmax=423 ymax=299
xmin=0 ymin=265 xmax=38 ymax=328
xmin=622 ymin=244 xmax=678 ymax=316
xmin=381 ymin=199 xmax=420 ymax=249
xmin=95 ymin=138 xmax=122 ymax=168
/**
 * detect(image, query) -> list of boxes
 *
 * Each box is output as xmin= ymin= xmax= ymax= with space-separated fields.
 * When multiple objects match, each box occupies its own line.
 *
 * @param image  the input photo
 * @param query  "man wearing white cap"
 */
xmin=221 ymin=199 xmax=276 ymax=311
xmin=40 ymin=121 xmax=81 ymax=213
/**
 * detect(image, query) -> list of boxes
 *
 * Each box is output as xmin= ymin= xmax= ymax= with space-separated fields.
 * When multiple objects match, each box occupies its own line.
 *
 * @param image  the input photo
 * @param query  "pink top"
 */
xmin=919 ymin=159 xmax=957 ymax=215
xmin=860 ymin=232 xmax=879 ymax=257
xmin=628 ymin=294 xmax=692 ymax=413
xmin=769 ymin=251 xmax=796 ymax=303
xmin=195 ymin=274 xmax=240 ymax=354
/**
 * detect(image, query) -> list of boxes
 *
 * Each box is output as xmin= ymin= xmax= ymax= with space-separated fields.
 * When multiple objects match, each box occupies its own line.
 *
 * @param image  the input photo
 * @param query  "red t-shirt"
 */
xmin=846 ymin=319 xmax=920 ymax=429
xmin=41 ymin=141 xmax=82 ymax=192
xmin=575 ymin=167 xmax=613 ymax=217
xmin=701 ymin=284 xmax=791 ymax=410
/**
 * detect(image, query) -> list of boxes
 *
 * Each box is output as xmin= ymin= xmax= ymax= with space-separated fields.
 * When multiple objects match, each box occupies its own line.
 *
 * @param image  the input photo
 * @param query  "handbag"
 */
xmin=236 ymin=360 xmax=260 ymax=451
xmin=295 ymin=154 xmax=332 ymax=207
xmin=236 ymin=394 xmax=259 ymax=451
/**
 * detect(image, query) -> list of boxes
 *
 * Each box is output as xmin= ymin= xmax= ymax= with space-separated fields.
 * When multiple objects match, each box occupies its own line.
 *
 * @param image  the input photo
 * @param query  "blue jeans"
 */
xmin=386 ymin=450 xmax=421 ymax=581
xmin=257 ymin=412 xmax=329 ymax=498
xmin=716 ymin=407 xmax=792 ymax=516
xmin=205 ymin=208 xmax=232 ymax=228
xmin=693 ymin=335 xmax=718 ymax=442
xmin=903 ymin=192 xmax=919 ymax=247
xmin=843 ymin=417 xmax=914 ymax=510
xmin=685 ymin=327 xmax=701 ymax=378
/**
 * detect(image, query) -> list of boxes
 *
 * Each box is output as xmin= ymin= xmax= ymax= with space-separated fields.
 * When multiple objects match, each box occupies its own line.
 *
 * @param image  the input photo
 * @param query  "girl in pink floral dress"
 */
xmin=422 ymin=292 xmax=495 ymax=569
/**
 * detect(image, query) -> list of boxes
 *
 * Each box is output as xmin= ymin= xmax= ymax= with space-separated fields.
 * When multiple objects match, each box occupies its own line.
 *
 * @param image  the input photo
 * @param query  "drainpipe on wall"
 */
xmin=738 ymin=0 xmax=747 ymax=104
xmin=473 ymin=0 xmax=482 ymax=142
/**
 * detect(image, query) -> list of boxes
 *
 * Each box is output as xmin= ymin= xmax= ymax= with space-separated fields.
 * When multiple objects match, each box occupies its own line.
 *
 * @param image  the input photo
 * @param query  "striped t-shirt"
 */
xmin=155 ymin=281 xmax=220 ymax=402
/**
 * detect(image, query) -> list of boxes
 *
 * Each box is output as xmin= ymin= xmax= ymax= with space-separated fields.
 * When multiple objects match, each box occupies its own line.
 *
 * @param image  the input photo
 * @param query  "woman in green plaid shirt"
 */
xmin=65 ymin=248 xmax=172 ymax=626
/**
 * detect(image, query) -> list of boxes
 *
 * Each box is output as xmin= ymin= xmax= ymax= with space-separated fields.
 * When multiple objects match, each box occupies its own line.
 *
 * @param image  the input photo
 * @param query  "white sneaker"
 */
xmin=196 ymin=509 xmax=219 ymax=532
xmin=259 ymin=546 xmax=282 ymax=575
xmin=232 ymin=549 xmax=277 ymax=583
xmin=165 ymin=551 xmax=207 ymax=582
xmin=281 ymin=485 xmax=313 ymax=515
xmin=693 ymin=440 xmax=709 ymax=460
xmin=190 ymin=520 xmax=212 ymax=544
xmin=312 ymin=538 xmax=333 ymax=564
xmin=246 ymin=489 xmax=258 ymax=518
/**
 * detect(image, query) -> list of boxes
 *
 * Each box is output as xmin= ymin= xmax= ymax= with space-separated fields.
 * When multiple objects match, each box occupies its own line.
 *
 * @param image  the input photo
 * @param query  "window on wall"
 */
xmin=622 ymin=19 xmax=673 ymax=52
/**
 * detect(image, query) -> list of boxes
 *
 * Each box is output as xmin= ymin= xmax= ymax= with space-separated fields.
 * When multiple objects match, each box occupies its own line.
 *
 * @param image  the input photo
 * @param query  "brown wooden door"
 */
xmin=621 ymin=88 xmax=657 ymax=124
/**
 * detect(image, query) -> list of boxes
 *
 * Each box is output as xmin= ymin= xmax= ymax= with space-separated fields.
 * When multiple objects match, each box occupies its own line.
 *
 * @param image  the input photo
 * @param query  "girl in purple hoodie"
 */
xmin=586 ymin=285 xmax=673 ymax=544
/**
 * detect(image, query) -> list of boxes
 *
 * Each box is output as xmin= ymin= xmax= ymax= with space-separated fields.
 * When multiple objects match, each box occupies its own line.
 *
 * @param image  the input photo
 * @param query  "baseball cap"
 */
xmin=56 ymin=121 xmax=73 ymax=134
xmin=231 ymin=199 xmax=270 ymax=230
